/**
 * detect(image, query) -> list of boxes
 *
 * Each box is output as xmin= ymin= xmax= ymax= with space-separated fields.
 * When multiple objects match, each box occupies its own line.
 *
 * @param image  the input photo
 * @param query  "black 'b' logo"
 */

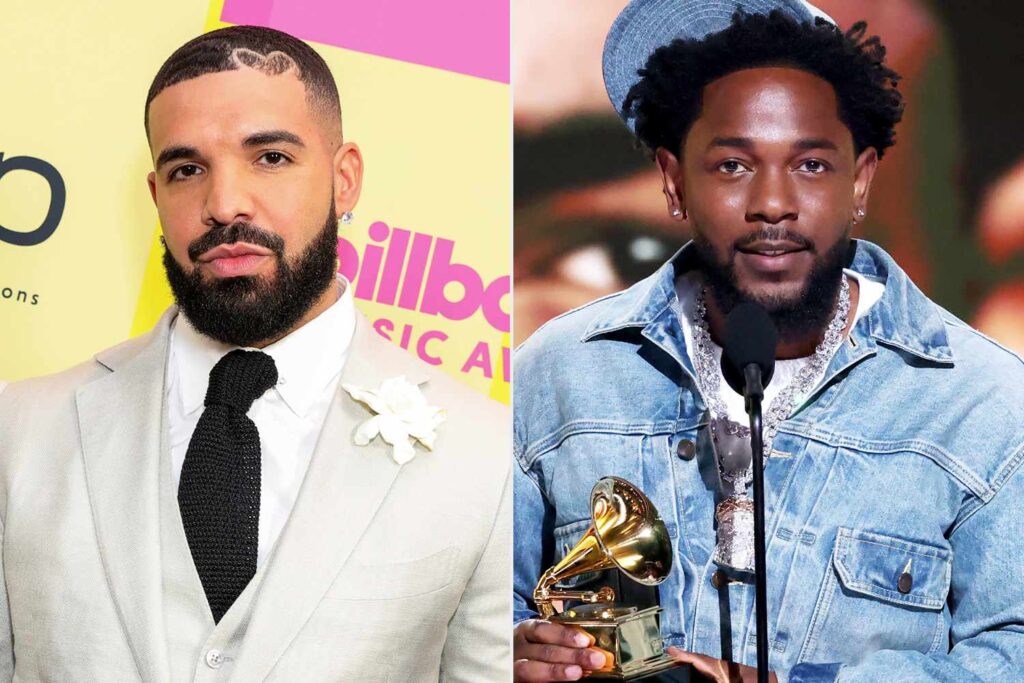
xmin=0 ymin=153 xmax=66 ymax=247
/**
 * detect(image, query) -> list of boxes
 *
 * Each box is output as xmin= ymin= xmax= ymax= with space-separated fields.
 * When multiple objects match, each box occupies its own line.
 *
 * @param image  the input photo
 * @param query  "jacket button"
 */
xmin=711 ymin=570 xmax=727 ymax=589
xmin=676 ymin=439 xmax=696 ymax=460
xmin=897 ymin=572 xmax=913 ymax=594
xmin=205 ymin=649 xmax=224 ymax=669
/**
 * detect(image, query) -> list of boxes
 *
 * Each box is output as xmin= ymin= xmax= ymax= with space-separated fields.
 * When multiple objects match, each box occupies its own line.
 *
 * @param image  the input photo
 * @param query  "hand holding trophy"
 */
xmin=523 ymin=477 xmax=687 ymax=681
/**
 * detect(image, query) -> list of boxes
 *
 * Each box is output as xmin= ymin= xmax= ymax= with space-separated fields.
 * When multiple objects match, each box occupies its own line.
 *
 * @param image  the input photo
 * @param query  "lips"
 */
xmin=735 ymin=240 xmax=810 ymax=275
xmin=737 ymin=240 xmax=807 ymax=257
xmin=197 ymin=242 xmax=275 ymax=278
xmin=197 ymin=242 xmax=275 ymax=262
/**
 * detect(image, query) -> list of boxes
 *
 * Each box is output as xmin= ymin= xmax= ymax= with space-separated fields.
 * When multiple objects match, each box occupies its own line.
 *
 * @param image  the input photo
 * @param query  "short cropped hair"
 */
xmin=145 ymin=25 xmax=342 ymax=142
xmin=622 ymin=10 xmax=904 ymax=159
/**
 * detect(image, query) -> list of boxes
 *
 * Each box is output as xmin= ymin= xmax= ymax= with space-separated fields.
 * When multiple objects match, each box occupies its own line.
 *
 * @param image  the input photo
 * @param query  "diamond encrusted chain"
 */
xmin=693 ymin=275 xmax=851 ymax=459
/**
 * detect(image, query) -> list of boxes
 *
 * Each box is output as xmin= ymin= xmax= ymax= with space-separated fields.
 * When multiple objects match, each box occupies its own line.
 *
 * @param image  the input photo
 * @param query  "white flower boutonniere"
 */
xmin=343 ymin=376 xmax=446 ymax=464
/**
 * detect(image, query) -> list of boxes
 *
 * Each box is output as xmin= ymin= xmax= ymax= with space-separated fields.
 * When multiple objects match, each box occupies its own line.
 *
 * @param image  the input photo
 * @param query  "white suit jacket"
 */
xmin=0 ymin=308 xmax=511 ymax=682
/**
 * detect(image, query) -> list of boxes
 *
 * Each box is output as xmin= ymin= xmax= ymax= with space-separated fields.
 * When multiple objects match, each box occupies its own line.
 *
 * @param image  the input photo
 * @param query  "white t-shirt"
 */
xmin=674 ymin=269 xmax=884 ymax=425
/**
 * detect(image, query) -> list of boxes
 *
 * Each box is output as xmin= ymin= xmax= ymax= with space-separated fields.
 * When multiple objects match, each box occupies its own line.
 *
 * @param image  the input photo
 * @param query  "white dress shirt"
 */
xmin=166 ymin=276 xmax=356 ymax=568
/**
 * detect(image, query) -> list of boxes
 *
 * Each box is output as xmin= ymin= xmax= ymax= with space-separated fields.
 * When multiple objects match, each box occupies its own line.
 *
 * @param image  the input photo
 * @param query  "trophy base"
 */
xmin=552 ymin=604 xmax=686 ymax=680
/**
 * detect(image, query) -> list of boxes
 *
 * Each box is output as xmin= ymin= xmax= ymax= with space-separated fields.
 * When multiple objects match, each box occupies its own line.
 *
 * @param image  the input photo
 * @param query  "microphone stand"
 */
xmin=742 ymin=365 xmax=770 ymax=683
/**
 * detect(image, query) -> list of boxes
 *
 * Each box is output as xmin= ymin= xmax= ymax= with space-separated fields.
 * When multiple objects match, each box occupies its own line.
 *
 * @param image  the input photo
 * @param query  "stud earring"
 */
xmin=856 ymin=208 xmax=865 ymax=220
xmin=340 ymin=211 xmax=354 ymax=224
xmin=671 ymin=208 xmax=686 ymax=220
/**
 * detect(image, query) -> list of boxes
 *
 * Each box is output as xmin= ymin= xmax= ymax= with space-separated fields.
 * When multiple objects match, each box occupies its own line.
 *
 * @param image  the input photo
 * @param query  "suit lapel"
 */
xmin=75 ymin=309 xmax=176 ymax=683
xmin=230 ymin=313 xmax=426 ymax=682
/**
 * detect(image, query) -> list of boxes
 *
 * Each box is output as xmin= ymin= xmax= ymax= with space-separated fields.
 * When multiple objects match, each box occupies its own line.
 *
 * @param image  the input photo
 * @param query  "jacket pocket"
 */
xmin=798 ymin=528 xmax=951 ymax=663
xmin=833 ymin=528 xmax=952 ymax=610
xmin=540 ymin=431 xmax=646 ymax=525
xmin=325 ymin=546 xmax=458 ymax=600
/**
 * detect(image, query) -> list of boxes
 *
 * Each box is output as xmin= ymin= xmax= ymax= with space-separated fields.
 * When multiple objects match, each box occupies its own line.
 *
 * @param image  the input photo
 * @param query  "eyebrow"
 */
xmin=707 ymin=136 xmax=754 ymax=151
xmin=706 ymin=136 xmax=839 ymax=152
xmin=155 ymin=145 xmax=200 ymax=170
xmin=243 ymin=129 xmax=305 ymax=148
xmin=793 ymin=137 xmax=839 ymax=152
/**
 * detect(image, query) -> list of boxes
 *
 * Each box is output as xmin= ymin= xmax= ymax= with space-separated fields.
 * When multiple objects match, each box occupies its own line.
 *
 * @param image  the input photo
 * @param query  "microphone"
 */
xmin=720 ymin=302 xmax=778 ymax=410
xmin=719 ymin=301 xmax=778 ymax=683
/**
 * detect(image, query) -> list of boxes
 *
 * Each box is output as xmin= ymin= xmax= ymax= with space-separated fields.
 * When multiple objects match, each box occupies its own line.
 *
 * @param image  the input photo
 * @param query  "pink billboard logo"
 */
xmin=336 ymin=221 xmax=509 ymax=333
xmin=369 ymin=317 xmax=510 ymax=384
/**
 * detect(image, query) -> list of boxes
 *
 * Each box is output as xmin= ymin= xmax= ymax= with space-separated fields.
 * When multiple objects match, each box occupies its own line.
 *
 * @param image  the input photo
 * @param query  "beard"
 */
xmin=163 ymin=204 xmax=339 ymax=347
xmin=692 ymin=225 xmax=851 ymax=345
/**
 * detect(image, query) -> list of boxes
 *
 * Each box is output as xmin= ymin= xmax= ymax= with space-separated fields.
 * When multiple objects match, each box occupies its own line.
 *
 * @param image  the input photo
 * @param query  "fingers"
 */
xmin=667 ymin=647 xmax=729 ymax=683
xmin=521 ymin=619 xmax=594 ymax=647
xmin=513 ymin=659 xmax=585 ymax=682
xmin=518 ymin=620 xmax=604 ymax=667
xmin=519 ymin=642 xmax=607 ymax=668
xmin=513 ymin=620 xmax=607 ymax=683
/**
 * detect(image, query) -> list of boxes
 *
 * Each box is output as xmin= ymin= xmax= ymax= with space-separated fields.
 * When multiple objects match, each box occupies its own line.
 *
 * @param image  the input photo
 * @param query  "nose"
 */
xmin=201 ymin=165 xmax=255 ymax=227
xmin=746 ymin=167 xmax=798 ymax=225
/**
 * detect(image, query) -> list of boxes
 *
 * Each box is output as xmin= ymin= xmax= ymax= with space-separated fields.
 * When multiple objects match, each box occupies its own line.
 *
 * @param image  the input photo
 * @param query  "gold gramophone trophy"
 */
xmin=533 ymin=477 xmax=684 ymax=680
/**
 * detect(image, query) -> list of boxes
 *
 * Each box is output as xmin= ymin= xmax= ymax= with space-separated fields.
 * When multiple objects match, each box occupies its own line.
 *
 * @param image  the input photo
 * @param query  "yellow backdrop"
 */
xmin=1 ymin=0 xmax=510 ymax=402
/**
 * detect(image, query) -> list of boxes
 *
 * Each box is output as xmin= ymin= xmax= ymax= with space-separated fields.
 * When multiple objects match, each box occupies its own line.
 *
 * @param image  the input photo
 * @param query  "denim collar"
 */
xmin=580 ymin=239 xmax=954 ymax=365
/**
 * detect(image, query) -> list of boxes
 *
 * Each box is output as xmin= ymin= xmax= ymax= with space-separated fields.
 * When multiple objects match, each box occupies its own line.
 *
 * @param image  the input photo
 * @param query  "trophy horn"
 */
xmin=533 ymin=477 xmax=673 ymax=618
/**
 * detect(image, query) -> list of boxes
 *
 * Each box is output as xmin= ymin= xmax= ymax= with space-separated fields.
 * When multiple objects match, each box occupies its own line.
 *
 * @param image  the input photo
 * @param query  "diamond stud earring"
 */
xmin=340 ymin=211 xmax=354 ymax=224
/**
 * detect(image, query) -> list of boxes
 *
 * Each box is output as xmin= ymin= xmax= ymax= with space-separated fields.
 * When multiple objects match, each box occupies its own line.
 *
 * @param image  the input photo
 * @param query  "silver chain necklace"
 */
xmin=693 ymin=275 xmax=851 ymax=458
xmin=692 ymin=275 xmax=851 ymax=573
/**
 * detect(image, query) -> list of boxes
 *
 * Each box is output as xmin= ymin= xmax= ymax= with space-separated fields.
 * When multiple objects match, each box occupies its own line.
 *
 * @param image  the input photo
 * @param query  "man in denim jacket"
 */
xmin=512 ymin=3 xmax=1024 ymax=682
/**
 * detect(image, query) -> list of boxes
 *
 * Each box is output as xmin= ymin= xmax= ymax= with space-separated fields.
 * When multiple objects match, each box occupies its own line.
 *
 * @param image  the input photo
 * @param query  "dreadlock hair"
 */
xmin=145 ymin=25 xmax=342 ymax=144
xmin=622 ymin=10 xmax=904 ymax=159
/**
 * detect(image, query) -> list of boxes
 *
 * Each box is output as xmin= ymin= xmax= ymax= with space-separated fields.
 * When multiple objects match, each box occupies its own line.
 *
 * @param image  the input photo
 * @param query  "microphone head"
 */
xmin=719 ymin=302 xmax=778 ymax=396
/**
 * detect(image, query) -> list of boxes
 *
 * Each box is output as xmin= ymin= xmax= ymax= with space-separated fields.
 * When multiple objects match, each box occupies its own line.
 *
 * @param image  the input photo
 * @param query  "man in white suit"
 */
xmin=0 ymin=26 xmax=510 ymax=682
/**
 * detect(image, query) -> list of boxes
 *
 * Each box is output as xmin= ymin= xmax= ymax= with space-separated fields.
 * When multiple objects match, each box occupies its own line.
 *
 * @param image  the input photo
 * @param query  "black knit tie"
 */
xmin=178 ymin=349 xmax=278 ymax=623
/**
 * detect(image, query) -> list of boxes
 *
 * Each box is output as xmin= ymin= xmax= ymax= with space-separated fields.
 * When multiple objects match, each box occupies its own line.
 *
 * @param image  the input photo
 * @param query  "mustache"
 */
xmin=186 ymin=222 xmax=285 ymax=262
xmin=734 ymin=227 xmax=815 ymax=252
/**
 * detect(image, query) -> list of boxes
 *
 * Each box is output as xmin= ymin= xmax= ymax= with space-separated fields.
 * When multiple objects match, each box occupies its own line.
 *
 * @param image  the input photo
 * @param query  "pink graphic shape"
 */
xmin=221 ymin=0 xmax=509 ymax=83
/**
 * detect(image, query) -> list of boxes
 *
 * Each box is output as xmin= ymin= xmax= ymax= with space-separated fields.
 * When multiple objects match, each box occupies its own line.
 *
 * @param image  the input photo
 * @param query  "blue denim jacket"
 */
xmin=513 ymin=240 xmax=1024 ymax=682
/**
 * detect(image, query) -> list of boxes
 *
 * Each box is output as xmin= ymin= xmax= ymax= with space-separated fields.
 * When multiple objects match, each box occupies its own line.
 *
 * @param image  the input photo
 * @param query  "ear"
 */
xmin=147 ymin=171 xmax=157 ymax=206
xmin=655 ymin=147 xmax=686 ymax=221
xmin=332 ymin=142 xmax=364 ymax=216
xmin=852 ymin=147 xmax=878 ymax=224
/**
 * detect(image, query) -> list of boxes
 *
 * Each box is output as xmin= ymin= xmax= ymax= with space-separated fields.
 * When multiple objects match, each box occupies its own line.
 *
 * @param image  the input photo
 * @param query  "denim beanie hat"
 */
xmin=603 ymin=0 xmax=836 ymax=133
